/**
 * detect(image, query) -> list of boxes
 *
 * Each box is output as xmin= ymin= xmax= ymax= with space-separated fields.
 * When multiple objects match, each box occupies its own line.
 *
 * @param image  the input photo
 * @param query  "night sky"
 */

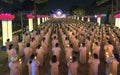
xmin=0 ymin=0 xmax=97 ymax=12
xmin=47 ymin=0 xmax=96 ymax=10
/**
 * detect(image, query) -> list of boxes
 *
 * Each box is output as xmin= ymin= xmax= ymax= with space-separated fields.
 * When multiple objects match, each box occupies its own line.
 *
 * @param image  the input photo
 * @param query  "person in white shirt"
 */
xmin=24 ymin=43 xmax=33 ymax=63
xmin=36 ymin=45 xmax=44 ymax=66
xmin=30 ymin=37 xmax=37 ymax=54
xmin=6 ymin=44 xmax=16 ymax=63
xmin=88 ymin=53 xmax=100 ymax=75
xmin=92 ymin=42 xmax=100 ymax=58
xmin=79 ymin=42 xmax=87 ymax=64
xmin=6 ymin=39 xmax=11 ymax=49
xmin=27 ymin=54 xmax=40 ymax=75
xmin=18 ymin=39 xmax=24 ymax=56
xmin=52 ymin=36 xmax=59 ymax=47
xmin=65 ymin=44 xmax=73 ymax=61
xmin=106 ymin=53 xmax=119 ymax=75
xmin=104 ymin=40 xmax=114 ymax=57
xmin=9 ymin=55 xmax=23 ymax=75
xmin=67 ymin=56 xmax=78 ymax=75
xmin=52 ymin=43 xmax=61 ymax=60
xmin=50 ymin=55 xmax=59 ymax=75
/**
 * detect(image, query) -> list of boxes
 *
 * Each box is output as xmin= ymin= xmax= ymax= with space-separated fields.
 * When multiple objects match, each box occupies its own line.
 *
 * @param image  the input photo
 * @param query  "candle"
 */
xmin=80 ymin=44 xmax=82 ymax=47
xmin=106 ymin=52 xmax=109 ymax=58
xmin=67 ymin=44 xmax=70 ymax=47
xmin=20 ymin=61 xmax=22 ymax=64
xmin=19 ymin=59 xmax=22 ymax=64
xmin=19 ymin=59 xmax=21 ymax=62
xmin=40 ymin=46 xmax=42 ymax=49
xmin=113 ymin=38 xmax=116 ymax=41
xmin=70 ymin=56 xmax=72 ymax=62
xmin=109 ymin=73 xmax=112 ymax=75
xmin=34 ymin=56 xmax=37 ymax=59
xmin=89 ymin=52 xmax=91 ymax=56
xmin=106 ymin=52 xmax=108 ymax=55
xmin=70 ymin=56 xmax=72 ymax=59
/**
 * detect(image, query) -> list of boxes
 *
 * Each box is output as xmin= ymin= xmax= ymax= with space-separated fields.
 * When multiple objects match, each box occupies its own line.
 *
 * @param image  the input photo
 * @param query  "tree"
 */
xmin=1 ymin=0 xmax=24 ymax=12
xmin=33 ymin=0 xmax=48 ymax=30
xmin=2 ymin=0 xmax=48 ymax=4
xmin=35 ymin=0 xmax=48 ymax=4
xmin=96 ymin=0 xmax=110 ymax=6
xmin=116 ymin=0 xmax=119 ymax=11
xmin=2 ymin=0 xmax=25 ymax=4
xmin=73 ymin=8 xmax=85 ymax=16
xmin=0 ymin=7 xmax=3 ymax=13
xmin=33 ymin=0 xmax=48 ymax=14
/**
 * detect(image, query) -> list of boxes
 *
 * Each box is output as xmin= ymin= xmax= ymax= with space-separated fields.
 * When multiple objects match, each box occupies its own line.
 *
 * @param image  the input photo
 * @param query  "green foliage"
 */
xmin=2 ymin=0 xmax=48 ymax=4
xmin=2 ymin=0 xmax=13 ymax=4
xmin=2 ymin=0 xmax=25 ymax=4
xmin=73 ymin=8 xmax=85 ymax=16
xmin=96 ymin=0 xmax=110 ymax=6
xmin=0 ymin=8 xmax=3 ymax=13
xmin=35 ymin=0 xmax=48 ymax=4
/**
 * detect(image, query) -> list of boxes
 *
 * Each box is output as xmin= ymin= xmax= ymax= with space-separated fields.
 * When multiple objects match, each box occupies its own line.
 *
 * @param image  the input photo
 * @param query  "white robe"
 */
xmin=79 ymin=46 xmax=87 ymax=64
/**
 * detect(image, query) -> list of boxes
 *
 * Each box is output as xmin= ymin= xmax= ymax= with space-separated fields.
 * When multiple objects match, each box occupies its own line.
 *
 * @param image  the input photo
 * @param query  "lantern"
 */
xmin=97 ymin=14 xmax=102 ymax=25
xmin=26 ymin=14 xmax=34 ymax=31
xmin=115 ymin=14 xmax=120 ymax=28
xmin=82 ymin=16 xmax=84 ymax=21
xmin=87 ymin=16 xmax=90 ymax=22
xmin=41 ymin=15 xmax=45 ymax=23
xmin=77 ymin=16 xmax=79 ymax=20
xmin=36 ymin=15 xmax=41 ymax=26
xmin=0 ymin=13 xmax=15 ymax=46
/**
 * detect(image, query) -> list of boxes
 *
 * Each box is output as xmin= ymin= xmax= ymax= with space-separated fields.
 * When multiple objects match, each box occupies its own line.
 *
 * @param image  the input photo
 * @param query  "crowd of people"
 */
xmin=5 ymin=19 xmax=120 ymax=75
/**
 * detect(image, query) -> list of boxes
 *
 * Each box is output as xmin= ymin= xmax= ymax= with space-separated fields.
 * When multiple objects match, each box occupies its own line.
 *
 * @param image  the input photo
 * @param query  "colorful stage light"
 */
xmin=52 ymin=9 xmax=66 ymax=18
